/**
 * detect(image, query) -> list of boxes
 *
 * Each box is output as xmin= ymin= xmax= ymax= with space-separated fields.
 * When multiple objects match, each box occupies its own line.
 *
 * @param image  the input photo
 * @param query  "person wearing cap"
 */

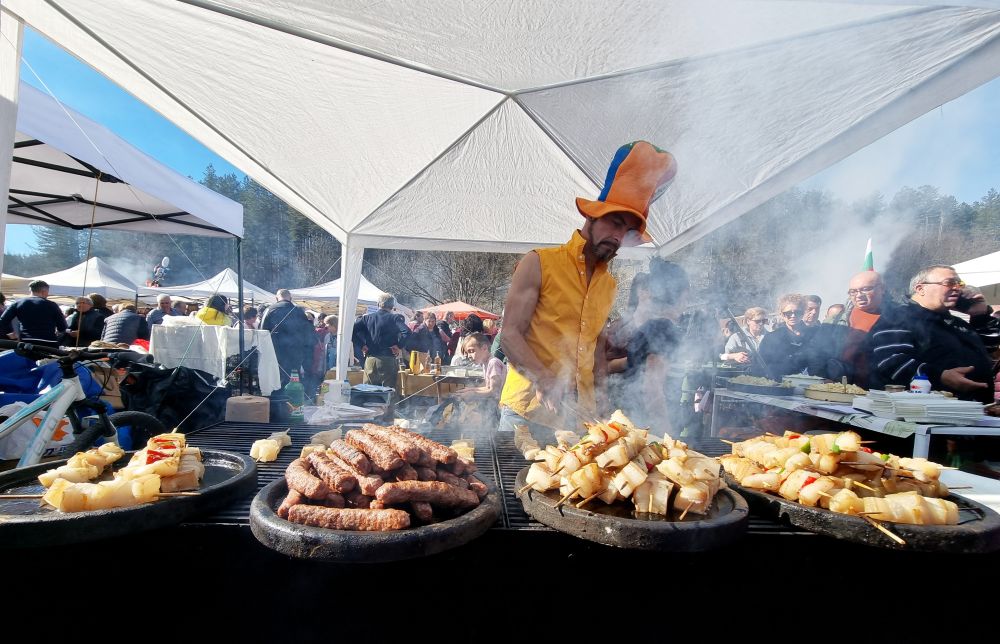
xmin=0 ymin=280 xmax=67 ymax=347
xmin=498 ymin=141 xmax=677 ymax=432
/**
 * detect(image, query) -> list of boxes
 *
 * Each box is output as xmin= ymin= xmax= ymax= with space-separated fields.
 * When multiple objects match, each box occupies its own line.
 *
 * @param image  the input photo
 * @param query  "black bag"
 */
xmin=120 ymin=364 xmax=228 ymax=437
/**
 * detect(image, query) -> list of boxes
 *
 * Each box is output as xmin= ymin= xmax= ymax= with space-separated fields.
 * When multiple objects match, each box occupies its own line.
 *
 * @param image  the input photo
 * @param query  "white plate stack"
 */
xmin=864 ymin=390 xmax=983 ymax=424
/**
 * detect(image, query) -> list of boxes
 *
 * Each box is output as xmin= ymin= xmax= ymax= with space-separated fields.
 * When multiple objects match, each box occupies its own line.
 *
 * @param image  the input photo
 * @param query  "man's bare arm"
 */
xmin=500 ymin=252 xmax=555 ymax=405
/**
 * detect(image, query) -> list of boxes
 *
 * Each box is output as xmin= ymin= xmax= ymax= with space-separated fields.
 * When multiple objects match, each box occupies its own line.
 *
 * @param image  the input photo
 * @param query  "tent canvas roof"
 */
xmin=141 ymin=268 xmax=272 ymax=303
xmin=1 ymin=273 xmax=30 ymax=293
xmin=289 ymin=274 xmax=387 ymax=304
xmin=420 ymin=300 xmax=499 ymax=320
xmin=29 ymin=256 xmax=139 ymax=299
xmin=8 ymin=82 xmax=243 ymax=238
xmin=953 ymin=250 xmax=1000 ymax=288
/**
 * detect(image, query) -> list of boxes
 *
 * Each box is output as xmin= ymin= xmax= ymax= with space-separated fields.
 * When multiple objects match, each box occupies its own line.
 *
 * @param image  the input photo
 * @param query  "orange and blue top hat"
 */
xmin=575 ymin=141 xmax=677 ymax=244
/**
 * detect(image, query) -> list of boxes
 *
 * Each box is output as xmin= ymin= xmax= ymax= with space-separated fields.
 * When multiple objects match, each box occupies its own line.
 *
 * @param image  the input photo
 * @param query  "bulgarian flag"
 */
xmin=861 ymin=238 xmax=874 ymax=271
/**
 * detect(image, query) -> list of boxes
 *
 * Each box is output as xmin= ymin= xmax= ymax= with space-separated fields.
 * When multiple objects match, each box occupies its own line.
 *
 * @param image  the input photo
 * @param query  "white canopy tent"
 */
xmin=3 ymin=1 xmax=1000 ymax=378
xmin=29 ymin=256 xmax=139 ymax=300
xmin=954 ymin=250 xmax=1000 ymax=303
xmin=1 ymin=272 xmax=28 ymax=293
xmin=290 ymin=275 xmax=387 ymax=306
xmin=141 ymin=268 xmax=273 ymax=304
xmin=7 ymin=82 xmax=243 ymax=239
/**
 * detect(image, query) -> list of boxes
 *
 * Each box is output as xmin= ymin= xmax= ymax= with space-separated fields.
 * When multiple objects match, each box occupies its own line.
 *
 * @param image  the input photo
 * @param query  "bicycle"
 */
xmin=0 ymin=339 xmax=166 ymax=468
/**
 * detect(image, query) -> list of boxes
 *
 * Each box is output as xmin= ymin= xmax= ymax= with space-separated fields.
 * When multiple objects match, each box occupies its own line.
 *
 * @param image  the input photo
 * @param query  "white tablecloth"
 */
xmin=149 ymin=325 xmax=281 ymax=395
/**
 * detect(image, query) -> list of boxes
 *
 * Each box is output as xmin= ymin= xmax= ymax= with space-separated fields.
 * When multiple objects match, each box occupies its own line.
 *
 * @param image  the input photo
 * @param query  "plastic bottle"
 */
xmin=340 ymin=379 xmax=352 ymax=406
xmin=433 ymin=352 xmax=442 ymax=374
xmin=909 ymin=370 xmax=931 ymax=394
xmin=286 ymin=370 xmax=305 ymax=421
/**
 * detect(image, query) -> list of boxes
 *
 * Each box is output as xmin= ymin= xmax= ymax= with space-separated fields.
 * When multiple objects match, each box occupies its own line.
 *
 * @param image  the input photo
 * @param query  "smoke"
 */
xmin=104 ymin=256 xmax=157 ymax=293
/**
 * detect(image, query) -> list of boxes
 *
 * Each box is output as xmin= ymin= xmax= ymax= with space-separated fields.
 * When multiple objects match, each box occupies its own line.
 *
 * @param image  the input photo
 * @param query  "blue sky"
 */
xmin=5 ymin=27 xmax=1000 ymax=254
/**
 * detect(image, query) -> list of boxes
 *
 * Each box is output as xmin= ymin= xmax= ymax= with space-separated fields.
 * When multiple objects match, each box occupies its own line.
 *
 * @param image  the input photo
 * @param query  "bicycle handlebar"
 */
xmin=0 ymin=338 xmax=111 ymax=362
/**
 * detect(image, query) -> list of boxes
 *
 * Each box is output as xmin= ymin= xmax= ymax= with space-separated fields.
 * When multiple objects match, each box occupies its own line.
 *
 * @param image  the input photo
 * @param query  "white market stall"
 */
xmin=141 ymin=267 xmax=273 ymax=305
xmin=27 ymin=256 xmax=139 ymax=300
xmin=3 ymin=1 xmax=1000 ymax=377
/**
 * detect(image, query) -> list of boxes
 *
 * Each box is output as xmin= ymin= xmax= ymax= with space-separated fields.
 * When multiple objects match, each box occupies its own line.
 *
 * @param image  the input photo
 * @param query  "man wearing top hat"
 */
xmin=498 ymin=141 xmax=677 ymax=433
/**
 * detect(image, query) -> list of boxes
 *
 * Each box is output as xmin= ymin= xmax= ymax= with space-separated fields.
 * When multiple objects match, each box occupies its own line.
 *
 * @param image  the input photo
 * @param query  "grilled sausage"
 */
xmin=411 ymin=501 xmax=433 ymax=522
xmin=307 ymin=451 xmax=357 ymax=493
xmin=369 ymin=499 xmax=386 ymax=510
xmin=465 ymin=477 xmax=488 ymax=500
xmin=286 ymin=458 xmax=332 ymax=500
xmin=361 ymin=425 xmax=421 ymax=463
xmin=344 ymin=488 xmax=372 ymax=509
xmin=328 ymin=439 xmax=371 ymax=475
xmin=321 ymin=492 xmax=346 ymax=508
xmin=435 ymin=467 xmax=470 ymax=489
xmin=277 ymin=489 xmax=304 ymax=519
xmin=345 ymin=430 xmax=404 ymax=471
xmin=327 ymin=451 xmax=384 ymax=495
xmin=287 ymin=505 xmax=410 ymax=531
xmin=393 ymin=463 xmax=418 ymax=481
xmin=384 ymin=425 xmax=457 ymax=464
xmin=416 ymin=466 xmax=437 ymax=481
xmin=375 ymin=481 xmax=480 ymax=509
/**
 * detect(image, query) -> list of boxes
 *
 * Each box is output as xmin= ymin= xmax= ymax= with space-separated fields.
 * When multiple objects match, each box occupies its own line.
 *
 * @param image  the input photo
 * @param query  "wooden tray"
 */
xmin=515 ymin=466 xmax=748 ymax=551
xmin=250 ymin=476 xmax=501 ymax=562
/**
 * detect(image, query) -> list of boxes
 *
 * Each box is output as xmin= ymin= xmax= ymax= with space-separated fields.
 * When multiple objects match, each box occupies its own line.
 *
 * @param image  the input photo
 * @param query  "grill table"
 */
xmin=3 ymin=421 xmax=998 ymax=634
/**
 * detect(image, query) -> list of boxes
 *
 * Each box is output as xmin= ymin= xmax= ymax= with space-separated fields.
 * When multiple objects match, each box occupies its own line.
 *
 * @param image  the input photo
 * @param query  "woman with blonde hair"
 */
xmin=723 ymin=306 xmax=768 ymax=364
xmin=754 ymin=294 xmax=815 ymax=381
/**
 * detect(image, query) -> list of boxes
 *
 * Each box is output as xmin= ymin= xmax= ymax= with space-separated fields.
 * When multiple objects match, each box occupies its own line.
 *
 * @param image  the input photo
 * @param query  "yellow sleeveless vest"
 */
xmin=500 ymin=231 xmax=616 ymax=427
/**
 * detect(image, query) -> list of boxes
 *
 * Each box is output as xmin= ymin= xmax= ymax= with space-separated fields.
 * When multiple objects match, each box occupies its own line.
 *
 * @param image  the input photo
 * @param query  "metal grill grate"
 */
xmin=183 ymin=422 xmax=804 ymax=535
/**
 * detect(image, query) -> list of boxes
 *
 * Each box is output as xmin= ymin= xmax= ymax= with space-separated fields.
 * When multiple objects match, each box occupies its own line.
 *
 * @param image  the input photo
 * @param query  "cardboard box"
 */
xmin=225 ymin=395 xmax=270 ymax=423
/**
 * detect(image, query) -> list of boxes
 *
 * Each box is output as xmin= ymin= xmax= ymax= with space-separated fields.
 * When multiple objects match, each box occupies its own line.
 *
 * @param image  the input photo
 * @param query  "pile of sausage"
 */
xmin=279 ymin=424 xmax=488 ymax=531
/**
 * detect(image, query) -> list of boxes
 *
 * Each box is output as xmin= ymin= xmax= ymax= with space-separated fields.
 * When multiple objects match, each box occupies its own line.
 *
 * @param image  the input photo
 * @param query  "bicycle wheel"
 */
xmin=107 ymin=411 xmax=168 ymax=448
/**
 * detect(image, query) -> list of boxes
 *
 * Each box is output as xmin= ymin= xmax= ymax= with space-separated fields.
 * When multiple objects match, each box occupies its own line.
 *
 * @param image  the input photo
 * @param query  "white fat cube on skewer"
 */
xmin=567 ymin=463 xmax=604 ymax=498
xmin=827 ymin=488 xmax=864 ymax=515
xmin=740 ymin=470 xmax=780 ymax=491
xmin=300 ymin=444 xmax=326 ymax=459
xmin=673 ymin=481 xmax=713 ymax=515
xmin=250 ymin=438 xmax=281 ymax=462
xmin=38 ymin=463 xmax=100 ymax=487
xmin=782 ymin=452 xmax=811 ymax=473
xmin=595 ymin=440 xmax=630 ymax=468
xmin=847 ymin=450 xmax=886 ymax=472
xmin=656 ymin=457 xmax=694 ymax=486
xmin=898 ymin=457 xmax=943 ymax=482
xmin=555 ymin=450 xmax=585 ymax=476
xmin=798 ymin=476 xmax=837 ymax=507
xmin=119 ymin=454 xmax=180 ymax=478
xmin=525 ymin=462 xmax=559 ymax=492
xmin=612 ymin=458 xmax=649 ymax=498
xmin=632 ymin=472 xmax=674 ymax=515
xmin=637 ymin=444 xmax=663 ymax=470
xmin=541 ymin=445 xmax=564 ymax=471
xmin=778 ymin=469 xmax=816 ymax=501
xmin=761 ymin=446 xmax=800 ymax=469
xmin=685 ymin=456 xmax=719 ymax=481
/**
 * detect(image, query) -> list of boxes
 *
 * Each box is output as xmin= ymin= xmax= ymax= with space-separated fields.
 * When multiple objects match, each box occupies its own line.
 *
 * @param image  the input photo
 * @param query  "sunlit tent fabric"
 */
xmin=141 ymin=268 xmax=272 ymax=304
xmin=290 ymin=275 xmax=388 ymax=306
xmin=4 ymin=1 xmax=1000 ymax=377
xmin=954 ymin=250 xmax=1000 ymax=303
xmin=1 ymin=273 xmax=29 ymax=293
xmin=28 ymin=256 xmax=139 ymax=300
xmin=420 ymin=301 xmax=499 ymax=321
xmin=6 ymin=82 xmax=243 ymax=238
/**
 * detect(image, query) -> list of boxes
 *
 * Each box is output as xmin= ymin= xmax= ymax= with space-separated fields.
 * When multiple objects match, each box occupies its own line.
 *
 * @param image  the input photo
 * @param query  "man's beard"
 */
xmin=587 ymin=238 xmax=619 ymax=261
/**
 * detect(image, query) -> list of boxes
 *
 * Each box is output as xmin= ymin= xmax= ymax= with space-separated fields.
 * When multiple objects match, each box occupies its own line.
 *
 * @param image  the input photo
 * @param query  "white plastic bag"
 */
xmin=0 ymin=402 xmax=76 ymax=460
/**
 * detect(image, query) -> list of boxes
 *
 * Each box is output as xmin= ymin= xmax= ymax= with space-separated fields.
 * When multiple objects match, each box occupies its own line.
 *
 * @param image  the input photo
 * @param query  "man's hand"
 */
xmin=731 ymin=351 xmax=750 ymax=364
xmin=940 ymin=366 xmax=989 ymax=393
xmin=534 ymin=375 xmax=564 ymax=414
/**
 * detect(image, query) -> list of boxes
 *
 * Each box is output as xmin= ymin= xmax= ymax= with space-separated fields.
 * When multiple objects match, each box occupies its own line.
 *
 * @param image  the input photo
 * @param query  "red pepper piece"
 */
xmin=801 ymin=476 xmax=817 ymax=488
xmin=146 ymin=449 xmax=170 ymax=464
xmin=860 ymin=447 xmax=873 ymax=453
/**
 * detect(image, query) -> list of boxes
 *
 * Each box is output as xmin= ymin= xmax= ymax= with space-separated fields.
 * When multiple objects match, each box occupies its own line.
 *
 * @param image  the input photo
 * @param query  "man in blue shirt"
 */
xmin=0 ymin=280 xmax=66 ymax=347
xmin=352 ymin=293 xmax=409 ymax=387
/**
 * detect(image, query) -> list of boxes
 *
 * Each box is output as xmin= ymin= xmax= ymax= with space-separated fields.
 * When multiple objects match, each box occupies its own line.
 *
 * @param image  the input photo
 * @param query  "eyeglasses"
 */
xmin=781 ymin=310 xmax=801 ymax=319
xmin=921 ymin=279 xmax=965 ymax=289
xmin=847 ymin=286 xmax=878 ymax=296
xmin=749 ymin=318 xmax=767 ymax=323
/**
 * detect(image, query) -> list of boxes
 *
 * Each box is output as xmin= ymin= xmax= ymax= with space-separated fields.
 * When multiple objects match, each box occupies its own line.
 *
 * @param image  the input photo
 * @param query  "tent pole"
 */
xmin=0 ymin=15 xmax=24 ymax=278
xmin=236 ymin=237 xmax=245 ymax=395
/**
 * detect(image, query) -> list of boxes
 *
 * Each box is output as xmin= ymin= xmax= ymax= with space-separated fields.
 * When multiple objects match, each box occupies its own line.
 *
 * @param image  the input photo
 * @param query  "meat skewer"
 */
xmin=328 ymin=439 xmax=372 ymax=475
xmin=285 ymin=458 xmax=332 ymax=500
xmin=307 ymin=451 xmax=357 ymax=493
xmin=287 ymin=505 xmax=411 ymax=531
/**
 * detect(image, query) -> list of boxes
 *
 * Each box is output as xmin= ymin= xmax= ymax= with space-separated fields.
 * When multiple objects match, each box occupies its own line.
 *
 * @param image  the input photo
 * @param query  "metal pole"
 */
xmin=236 ymin=237 xmax=245 ymax=395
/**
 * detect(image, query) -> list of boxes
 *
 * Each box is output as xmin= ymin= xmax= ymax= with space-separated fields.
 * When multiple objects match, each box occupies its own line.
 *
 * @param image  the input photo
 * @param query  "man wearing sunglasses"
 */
xmin=869 ymin=265 xmax=995 ymax=403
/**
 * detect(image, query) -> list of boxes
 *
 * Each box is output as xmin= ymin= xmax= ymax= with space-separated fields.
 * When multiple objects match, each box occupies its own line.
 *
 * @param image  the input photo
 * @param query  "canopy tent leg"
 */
xmin=335 ymin=236 xmax=363 ymax=382
xmin=0 ymin=10 xmax=24 ymax=277
xmin=236 ymin=236 xmax=245 ymax=395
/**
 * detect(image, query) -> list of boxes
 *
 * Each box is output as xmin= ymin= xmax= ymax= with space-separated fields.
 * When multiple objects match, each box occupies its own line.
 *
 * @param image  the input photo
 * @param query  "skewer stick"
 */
xmin=575 ymin=491 xmax=602 ymax=508
xmin=946 ymin=486 xmax=973 ymax=490
xmin=850 ymin=480 xmax=877 ymax=492
xmin=554 ymin=486 xmax=580 ymax=509
xmin=0 ymin=494 xmax=43 ymax=499
xmin=156 ymin=492 xmax=200 ymax=497
xmin=817 ymin=491 xmax=834 ymax=498
xmin=517 ymin=482 xmax=534 ymax=495
xmin=679 ymin=500 xmax=694 ymax=521
xmin=719 ymin=439 xmax=736 ymax=445
xmin=863 ymin=515 xmax=906 ymax=546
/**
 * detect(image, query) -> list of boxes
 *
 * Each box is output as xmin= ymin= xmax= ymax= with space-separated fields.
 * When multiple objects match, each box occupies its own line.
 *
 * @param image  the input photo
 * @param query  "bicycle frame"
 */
xmin=0 ymin=375 xmax=85 ymax=468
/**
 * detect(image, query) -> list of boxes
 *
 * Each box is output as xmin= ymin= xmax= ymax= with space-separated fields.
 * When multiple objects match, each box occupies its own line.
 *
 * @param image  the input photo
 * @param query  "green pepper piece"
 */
xmin=831 ymin=443 xmax=841 ymax=454
xmin=880 ymin=453 xmax=891 ymax=462
xmin=801 ymin=440 xmax=811 ymax=454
